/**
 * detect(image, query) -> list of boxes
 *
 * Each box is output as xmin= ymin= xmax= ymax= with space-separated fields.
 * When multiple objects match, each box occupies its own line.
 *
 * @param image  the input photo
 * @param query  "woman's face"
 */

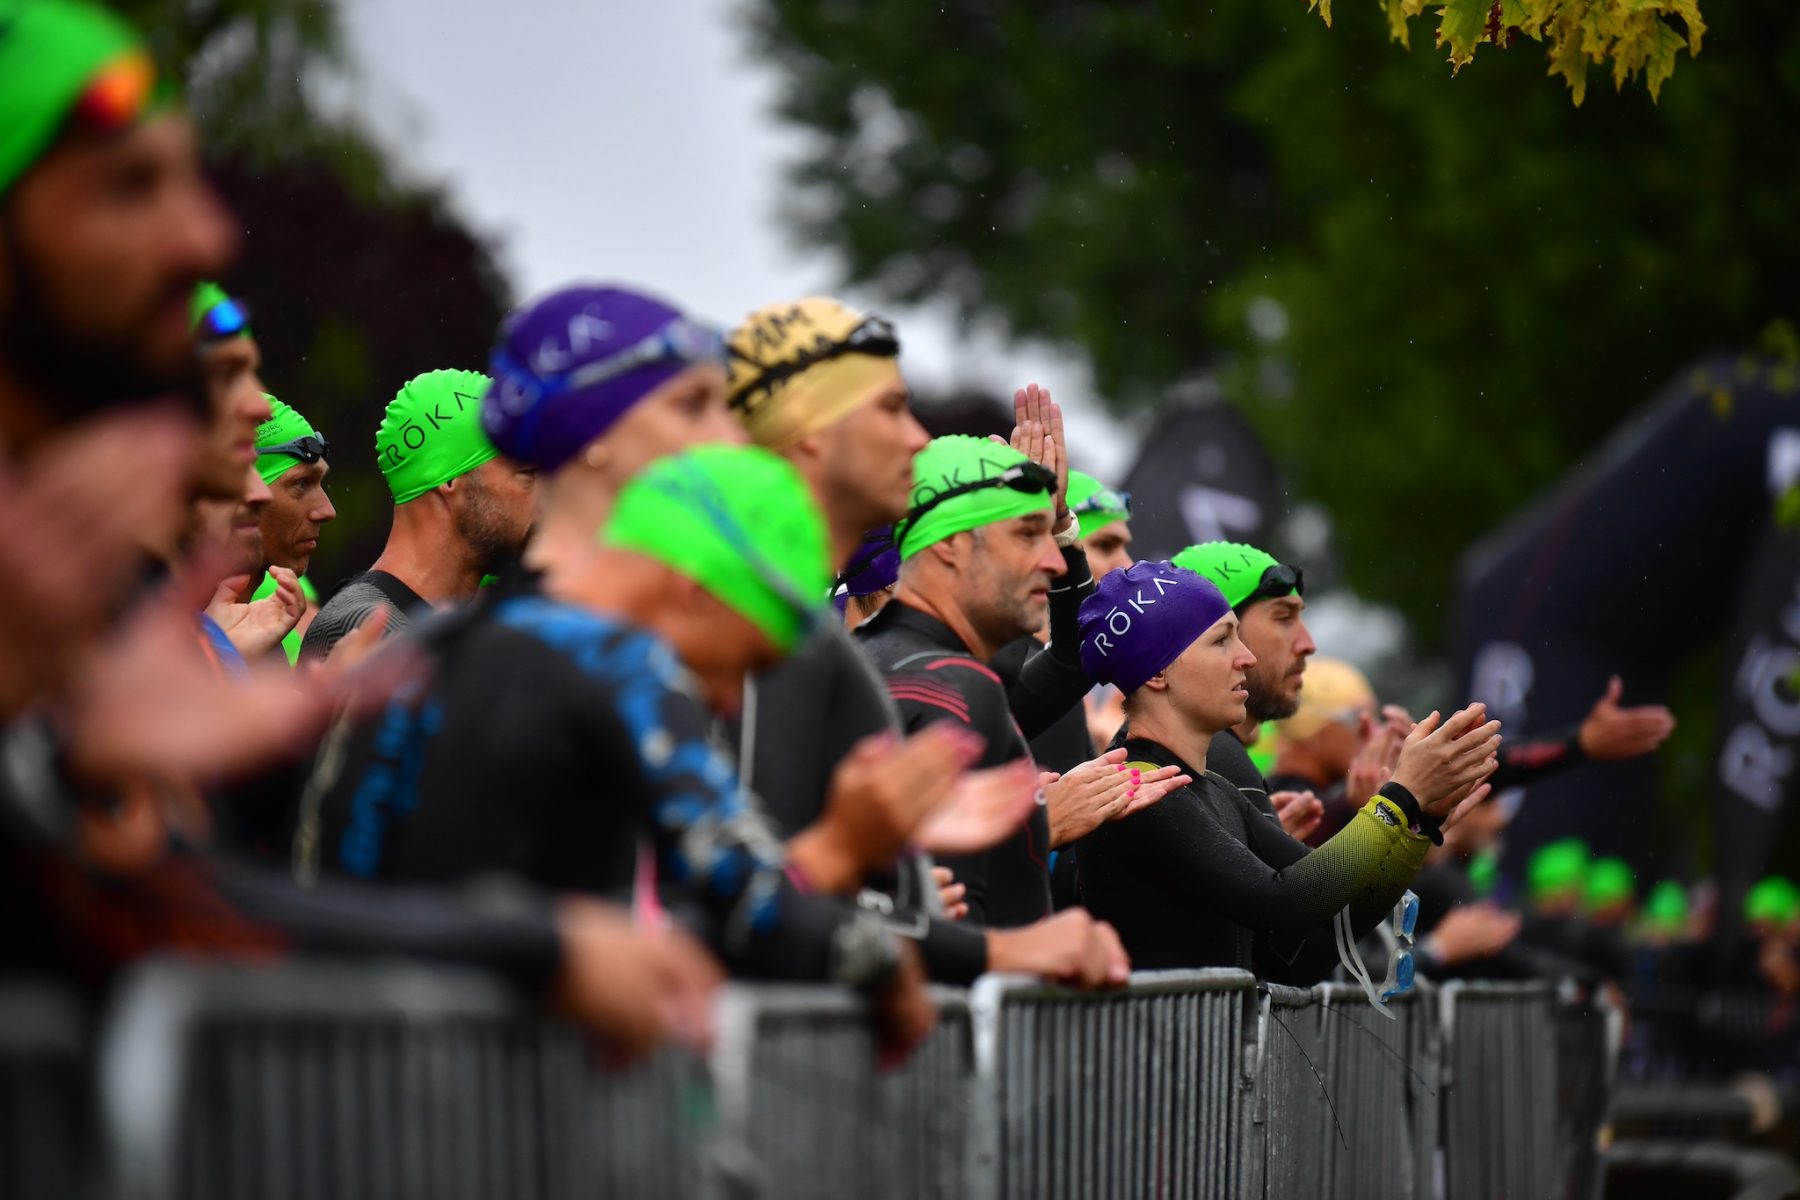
xmin=1158 ymin=612 xmax=1259 ymax=733
xmin=598 ymin=363 xmax=744 ymax=486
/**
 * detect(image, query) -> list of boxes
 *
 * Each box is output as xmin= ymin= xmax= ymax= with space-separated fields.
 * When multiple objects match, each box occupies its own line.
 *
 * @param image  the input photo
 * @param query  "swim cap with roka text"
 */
xmin=482 ymin=283 xmax=726 ymax=473
xmin=378 ymin=369 xmax=498 ymax=504
xmin=1078 ymin=560 xmax=1233 ymax=695
xmin=896 ymin=436 xmax=1054 ymax=560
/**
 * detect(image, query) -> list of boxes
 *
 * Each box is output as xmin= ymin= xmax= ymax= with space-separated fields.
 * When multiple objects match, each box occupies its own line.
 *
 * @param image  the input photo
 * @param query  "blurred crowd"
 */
xmin=0 ymin=0 xmax=1785 ymax=1093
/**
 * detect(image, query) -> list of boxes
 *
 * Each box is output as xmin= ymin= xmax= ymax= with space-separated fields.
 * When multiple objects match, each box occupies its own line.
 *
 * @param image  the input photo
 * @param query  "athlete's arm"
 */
xmin=1007 ymin=545 xmax=1097 ymax=739
xmin=1123 ymin=778 xmax=1429 ymax=940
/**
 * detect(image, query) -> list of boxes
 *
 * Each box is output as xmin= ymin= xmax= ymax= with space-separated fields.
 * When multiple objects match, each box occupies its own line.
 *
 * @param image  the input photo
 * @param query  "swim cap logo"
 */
xmin=908 ymin=454 xmax=1016 ymax=509
xmin=1087 ymin=572 xmax=1181 ymax=658
xmin=530 ymin=305 xmax=616 ymax=376
xmin=383 ymin=389 xmax=479 ymax=470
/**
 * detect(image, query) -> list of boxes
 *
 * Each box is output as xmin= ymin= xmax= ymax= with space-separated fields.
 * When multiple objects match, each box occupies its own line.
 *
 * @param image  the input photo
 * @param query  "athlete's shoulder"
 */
xmin=493 ymin=597 xmax=687 ymax=689
xmin=883 ymin=653 xmax=1011 ymax=731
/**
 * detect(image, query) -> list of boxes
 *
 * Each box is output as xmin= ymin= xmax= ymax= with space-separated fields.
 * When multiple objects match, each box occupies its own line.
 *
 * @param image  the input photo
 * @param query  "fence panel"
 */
xmin=1440 ymin=980 xmax=1560 ymax=1200
xmin=1307 ymin=982 xmax=1439 ymax=1200
xmin=708 ymin=984 xmax=972 ymax=1199
xmin=1246 ymin=983 xmax=1328 ymax=1200
xmin=97 ymin=958 xmax=706 ymax=1200
xmin=969 ymin=968 xmax=1258 ymax=1200
xmin=0 ymin=981 xmax=88 ymax=1200
xmin=1554 ymin=981 xmax=1622 ymax=1200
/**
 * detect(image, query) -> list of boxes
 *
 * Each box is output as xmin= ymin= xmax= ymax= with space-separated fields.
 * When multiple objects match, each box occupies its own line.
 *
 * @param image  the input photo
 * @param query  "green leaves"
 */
xmin=1314 ymin=0 xmax=1707 ymax=101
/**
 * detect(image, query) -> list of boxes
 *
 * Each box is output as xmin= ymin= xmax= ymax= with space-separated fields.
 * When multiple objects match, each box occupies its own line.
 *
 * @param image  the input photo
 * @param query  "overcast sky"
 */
xmin=343 ymin=0 xmax=1133 ymax=477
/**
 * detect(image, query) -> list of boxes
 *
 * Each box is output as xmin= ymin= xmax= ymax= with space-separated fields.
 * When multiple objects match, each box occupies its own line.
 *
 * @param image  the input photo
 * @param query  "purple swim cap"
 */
xmin=481 ymin=283 xmax=726 ymax=472
xmin=1078 ymin=561 xmax=1233 ymax=694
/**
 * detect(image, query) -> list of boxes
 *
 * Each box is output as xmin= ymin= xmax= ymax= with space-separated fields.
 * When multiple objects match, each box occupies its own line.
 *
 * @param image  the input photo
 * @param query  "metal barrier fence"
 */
xmin=97 ymin=959 xmax=708 ymax=1200
xmin=1440 ymin=980 xmax=1562 ymax=1200
xmin=0 ymin=959 xmax=1626 ymax=1198
xmin=968 ymin=968 xmax=1258 ymax=1200
xmin=1316 ymin=982 xmax=1439 ymax=1200
xmin=710 ymin=985 xmax=973 ymax=1199
xmin=1556 ymin=981 xmax=1624 ymax=1200
xmin=0 ymin=980 xmax=88 ymax=1200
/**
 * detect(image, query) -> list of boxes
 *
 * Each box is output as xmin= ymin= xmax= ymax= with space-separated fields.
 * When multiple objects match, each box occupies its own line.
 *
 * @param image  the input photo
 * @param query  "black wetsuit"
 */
xmin=299 ymin=570 xmax=427 ymax=663
xmin=302 ymin=593 xmax=870 ymax=982
xmin=1074 ymin=735 xmax=1429 ymax=975
xmin=857 ymin=602 xmax=1053 ymax=928
xmin=730 ymin=622 xmax=989 ymax=983
xmin=1196 ymin=727 xmax=1282 ymax=823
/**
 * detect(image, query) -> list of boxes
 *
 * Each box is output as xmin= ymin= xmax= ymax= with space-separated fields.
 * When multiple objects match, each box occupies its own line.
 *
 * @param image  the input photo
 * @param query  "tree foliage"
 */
xmin=749 ymin=0 xmax=1800 ymax=646
xmin=1308 ymin=0 xmax=1706 ymax=104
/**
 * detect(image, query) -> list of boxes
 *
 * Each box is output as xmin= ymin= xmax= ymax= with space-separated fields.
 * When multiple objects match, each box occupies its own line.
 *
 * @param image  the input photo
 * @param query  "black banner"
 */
xmin=1453 ymin=354 xmax=1800 ymax=911
xmin=1119 ymin=401 xmax=1284 ymax=561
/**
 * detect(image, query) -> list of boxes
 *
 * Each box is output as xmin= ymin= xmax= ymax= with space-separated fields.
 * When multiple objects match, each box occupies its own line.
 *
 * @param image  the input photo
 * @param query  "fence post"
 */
xmin=0 ymin=980 xmax=87 ymax=1200
xmin=970 ymin=969 xmax=1257 ymax=1200
xmin=706 ymin=983 xmax=973 ymax=1200
xmin=1439 ymin=980 xmax=1560 ymax=1200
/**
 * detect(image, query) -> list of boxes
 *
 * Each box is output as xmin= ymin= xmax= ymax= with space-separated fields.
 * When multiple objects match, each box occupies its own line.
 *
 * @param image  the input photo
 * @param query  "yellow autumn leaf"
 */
xmin=1310 ymin=0 xmax=1335 ymax=27
xmin=1384 ymin=0 xmax=1414 ymax=45
xmin=1438 ymin=0 xmax=1491 ymax=70
xmin=1547 ymin=5 xmax=1590 ymax=104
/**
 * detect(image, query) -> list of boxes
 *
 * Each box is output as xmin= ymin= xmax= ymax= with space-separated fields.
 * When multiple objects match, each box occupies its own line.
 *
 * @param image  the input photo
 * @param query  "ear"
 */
xmin=1142 ymin=672 xmax=1171 ymax=695
xmin=926 ymin=535 xmax=962 ymax=569
xmin=580 ymin=439 xmax=610 ymax=473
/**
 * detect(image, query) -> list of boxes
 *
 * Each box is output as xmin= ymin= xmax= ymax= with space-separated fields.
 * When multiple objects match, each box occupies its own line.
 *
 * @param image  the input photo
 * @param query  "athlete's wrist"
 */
xmin=786 ymin=822 xmax=863 ymax=895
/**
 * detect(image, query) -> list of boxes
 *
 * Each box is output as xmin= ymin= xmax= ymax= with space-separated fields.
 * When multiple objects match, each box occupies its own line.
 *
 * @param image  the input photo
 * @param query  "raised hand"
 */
xmin=915 ymin=759 xmax=1039 ymax=856
xmin=1577 ymin=676 xmax=1676 ymax=761
xmin=1045 ymin=747 xmax=1190 ymax=847
xmin=1271 ymin=789 xmax=1324 ymax=841
xmin=792 ymin=725 xmax=985 ymax=892
xmin=551 ymin=897 xmax=723 ymax=1058
xmin=1390 ymin=704 xmax=1502 ymax=815
xmin=1010 ymin=382 xmax=1070 ymax=518
xmin=0 ymin=407 xmax=196 ymax=716
xmin=208 ymin=567 xmax=306 ymax=660
xmin=985 ymin=908 xmax=1131 ymax=988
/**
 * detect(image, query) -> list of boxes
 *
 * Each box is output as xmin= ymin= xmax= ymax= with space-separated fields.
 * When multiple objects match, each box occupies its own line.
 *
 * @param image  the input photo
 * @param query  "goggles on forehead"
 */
xmin=196 ymin=297 xmax=251 ymax=343
xmin=260 ymin=434 xmax=329 ymax=465
xmin=644 ymin=457 xmax=818 ymax=632
xmin=495 ymin=315 xmax=728 ymax=408
xmin=69 ymin=50 xmax=157 ymax=134
xmin=1239 ymin=562 xmax=1304 ymax=611
xmin=728 ymin=315 xmax=901 ymax=411
xmin=897 ymin=460 xmax=1055 ymax=542
xmin=1072 ymin=486 xmax=1132 ymax=520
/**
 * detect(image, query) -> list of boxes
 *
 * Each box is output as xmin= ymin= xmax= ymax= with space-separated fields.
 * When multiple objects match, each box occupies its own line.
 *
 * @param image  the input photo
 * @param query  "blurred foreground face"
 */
xmin=815 ymin=379 xmax=929 ymax=526
xmin=195 ymin=336 xmax=269 ymax=499
xmin=192 ymin=465 xmax=267 ymax=572
xmin=1080 ymin=519 xmax=1133 ymax=580
xmin=1236 ymin=595 xmax=1315 ymax=722
xmin=665 ymin=583 xmax=784 ymax=716
xmin=597 ymin=364 xmax=741 ymax=487
xmin=260 ymin=459 xmax=335 ymax=575
xmin=0 ymin=113 xmax=235 ymax=423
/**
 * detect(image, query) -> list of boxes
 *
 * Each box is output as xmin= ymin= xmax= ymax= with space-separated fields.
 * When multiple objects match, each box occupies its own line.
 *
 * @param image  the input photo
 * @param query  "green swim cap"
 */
xmin=377 ymin=370 xmax=498 ymax=504
xmin=1584 ymin=857 xmax=1636 ymax=912
xmin=1247 ymin=720 xmax=1278 ymax=776
xmin=1467 ymin=847 xmax=1499 ymax=898
xmin=254 ymin=396 xmax=321 ymax=485
xmin=1173 ymin=541 xmax=1294 ymax=611
xmin=1745 ymin=876 xmax=1800 ymax=926
xmin=896 ymin=435 xmax=1054 ymax=560
xmin=1067 ymin=470 xmax=1131 ymax=539
xmin=1642 ymin=880 xmax=1688 ymax=932
xmin=0 ymin=1 xmax=149 ymax=198
xmin=603 ymin=444 xmax=828 ymax=652
xmin=1527 ymin=837 xmax=1589 ymax=903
